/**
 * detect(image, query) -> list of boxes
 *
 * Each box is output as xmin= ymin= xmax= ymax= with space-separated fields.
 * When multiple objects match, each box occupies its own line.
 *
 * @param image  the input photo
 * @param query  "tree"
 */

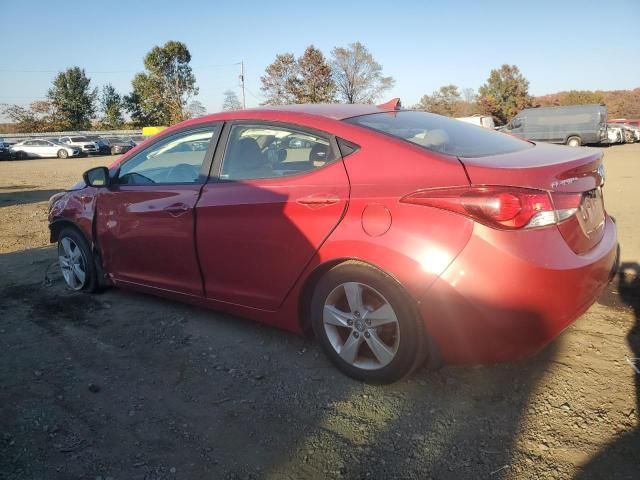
xmin=415 ymin=84 xmax=462 ymax=116
xmin=330 ymin=42 xmax=394 ymax=103
xmin=1 ymin=100 xmax=56 ymax=132
xmin=559 ymin=90 xmax=604 ymax=106
xmin=222 ymin=90 xmax=242 ymax=111
xmin=185 ymin=100 xmax=207 ymax=118
xmin=477 ymin=64 xmax=532 ymax=124
xmin=125 ymin=40 xmax=198 ymax=125
xmin=296 ymin=45 xmax=335 ymax=103
xmin=260 ymin=53 xmax=300 ymax=105
xmin=47 ymin=67 xmax=97 ymax=130
xmin=99 ymin=84 xmax=124 ymax=129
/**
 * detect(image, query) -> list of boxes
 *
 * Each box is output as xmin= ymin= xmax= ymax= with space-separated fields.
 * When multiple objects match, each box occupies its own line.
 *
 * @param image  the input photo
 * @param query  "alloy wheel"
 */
xmin=58 ymin=237 xmax=86 ymax=290
xmin=323 ymin=282 xmax=400 ymax=370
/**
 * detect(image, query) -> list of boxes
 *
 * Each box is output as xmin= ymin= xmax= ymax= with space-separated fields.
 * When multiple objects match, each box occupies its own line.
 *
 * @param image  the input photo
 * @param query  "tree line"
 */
xmin=417 ymin=64 xmax=640 ymax=124
xmin=2 ymin=39 xmax=639 ymax=134
xmin=1 ymin=41 xmax=202 ymax=133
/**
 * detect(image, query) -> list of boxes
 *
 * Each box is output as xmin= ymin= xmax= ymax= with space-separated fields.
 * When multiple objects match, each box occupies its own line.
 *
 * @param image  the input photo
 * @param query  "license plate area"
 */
xmin=576 ymin=187 xmax=605 ymax=237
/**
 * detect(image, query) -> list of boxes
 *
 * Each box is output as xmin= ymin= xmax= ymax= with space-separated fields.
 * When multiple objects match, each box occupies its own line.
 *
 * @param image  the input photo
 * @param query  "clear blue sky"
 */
xmin=1 ymin=0 xmax=639 ymax=116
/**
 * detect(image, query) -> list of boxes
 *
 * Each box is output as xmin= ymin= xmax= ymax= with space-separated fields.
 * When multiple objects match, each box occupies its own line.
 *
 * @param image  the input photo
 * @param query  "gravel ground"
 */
xmin=0 ymin=146 xmax=638 ymax=479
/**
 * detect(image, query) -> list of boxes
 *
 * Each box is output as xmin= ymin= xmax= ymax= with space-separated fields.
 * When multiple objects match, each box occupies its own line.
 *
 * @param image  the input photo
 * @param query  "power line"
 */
xmin=0 ymin=62 xmax=242 ymax=74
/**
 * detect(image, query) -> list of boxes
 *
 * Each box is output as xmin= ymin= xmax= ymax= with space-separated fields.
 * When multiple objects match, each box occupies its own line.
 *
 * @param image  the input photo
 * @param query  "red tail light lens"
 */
xmin=401 ymin=186 xmax=557 ymax=230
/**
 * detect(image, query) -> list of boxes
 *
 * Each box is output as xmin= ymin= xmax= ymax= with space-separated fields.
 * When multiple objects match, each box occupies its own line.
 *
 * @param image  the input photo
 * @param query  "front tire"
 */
xmin=57 ymin=228 xmax=98 ymax=292
xmin=311 ymin=261 xmax=426 ymax=384
xmin=57 ymin=149 xmax=69 ymax=159
xmin=567 ymin=136 xmax=581 ymax=147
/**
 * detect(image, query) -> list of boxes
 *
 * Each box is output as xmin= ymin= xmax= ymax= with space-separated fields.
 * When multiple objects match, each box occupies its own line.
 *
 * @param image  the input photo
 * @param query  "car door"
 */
xmin=28 ymin=140 xmax=42 ymax=156
xmin=196 ymin=122 xmax=350 ymax=311
xmin=44 ymin=141 xmax=59 ymax=157
xmin=95 ymin=123 xmax=221 ymax=296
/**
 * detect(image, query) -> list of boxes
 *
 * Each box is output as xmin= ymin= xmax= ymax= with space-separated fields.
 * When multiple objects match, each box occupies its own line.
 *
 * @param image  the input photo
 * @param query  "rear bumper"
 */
xmin=419 ymin=216 xmax=618 ymax=364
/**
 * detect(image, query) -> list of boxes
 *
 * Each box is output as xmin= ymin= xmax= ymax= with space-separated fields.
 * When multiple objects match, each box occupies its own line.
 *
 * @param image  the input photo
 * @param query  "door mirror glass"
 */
xmin=83 ymin=166 xmax=110 ymax=187
xmin=511 ymin=118 xmax=522 ymax=129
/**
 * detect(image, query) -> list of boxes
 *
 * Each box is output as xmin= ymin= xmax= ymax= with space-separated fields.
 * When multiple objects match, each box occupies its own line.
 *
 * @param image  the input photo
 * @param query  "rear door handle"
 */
xmin=297 ymin=194 xmax=341 ymax=206
xmin=164 ymin=203 xmax=191 ymax=216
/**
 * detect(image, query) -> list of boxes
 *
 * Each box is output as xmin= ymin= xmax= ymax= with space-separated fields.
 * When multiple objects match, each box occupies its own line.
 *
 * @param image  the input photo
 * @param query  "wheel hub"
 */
xmin=322 ymin=281 xmax=400 ymax=370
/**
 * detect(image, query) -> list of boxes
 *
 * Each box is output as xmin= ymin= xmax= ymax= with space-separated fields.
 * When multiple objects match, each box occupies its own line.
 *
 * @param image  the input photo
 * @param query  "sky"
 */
xmin=1 ymin=0 xmax=639 ymax=117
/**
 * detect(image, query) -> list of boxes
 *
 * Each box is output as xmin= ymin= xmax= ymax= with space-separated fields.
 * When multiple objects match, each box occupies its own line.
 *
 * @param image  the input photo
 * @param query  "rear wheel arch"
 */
xmin=298 ymin=257 xmax=416 ymax=332
xmin=307 ymin=259 xmax=432 ymax=382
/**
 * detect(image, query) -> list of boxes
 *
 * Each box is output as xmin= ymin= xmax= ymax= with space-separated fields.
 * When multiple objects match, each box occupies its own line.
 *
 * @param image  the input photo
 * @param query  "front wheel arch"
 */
xmin=51 ymin=219 xmax=107 ymax=290
xmin=50 ymin=219 xmax=86 ymax=244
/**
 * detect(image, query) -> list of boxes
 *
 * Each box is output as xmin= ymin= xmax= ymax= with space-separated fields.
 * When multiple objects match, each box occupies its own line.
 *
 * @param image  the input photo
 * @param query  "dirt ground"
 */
xmin=0 ymin=145 xmax=638 ymax=480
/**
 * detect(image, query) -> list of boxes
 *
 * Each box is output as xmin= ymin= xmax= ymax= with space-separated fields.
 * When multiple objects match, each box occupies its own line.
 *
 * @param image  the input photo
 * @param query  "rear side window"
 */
xmin=220 ymin=124 xmax=336 ymax=180
xmin=345 ymin=111 xmax=532 ymax=158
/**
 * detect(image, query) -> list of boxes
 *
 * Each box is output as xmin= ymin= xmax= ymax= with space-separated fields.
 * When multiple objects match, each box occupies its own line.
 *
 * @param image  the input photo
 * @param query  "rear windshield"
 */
xmin=345 ymin=111 xmax=533 ymax=158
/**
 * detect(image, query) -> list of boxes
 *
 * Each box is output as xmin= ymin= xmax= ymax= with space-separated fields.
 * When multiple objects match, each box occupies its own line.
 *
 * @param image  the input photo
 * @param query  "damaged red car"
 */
xmin=48 ymin=101 xmax=618 ymax=383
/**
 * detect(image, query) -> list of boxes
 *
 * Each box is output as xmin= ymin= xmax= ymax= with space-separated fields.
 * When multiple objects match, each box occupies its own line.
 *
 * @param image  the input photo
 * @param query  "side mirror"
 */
xmin=83 ymin=166 xmax=110 ymax=187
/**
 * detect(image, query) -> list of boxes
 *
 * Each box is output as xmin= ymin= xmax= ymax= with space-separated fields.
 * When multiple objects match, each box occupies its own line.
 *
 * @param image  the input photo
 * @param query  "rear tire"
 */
xmin=16 ymin=151 xmax=28 ymax=160
xmin=57 ymin=149 xmax=68 ymax=159
xmin=311 ymin=261 xmax=426 ymax=384
xmin=57 ymin=228 xmax=99 ymax=292
xmin=567 ymin=136 xmax=581 ymax=147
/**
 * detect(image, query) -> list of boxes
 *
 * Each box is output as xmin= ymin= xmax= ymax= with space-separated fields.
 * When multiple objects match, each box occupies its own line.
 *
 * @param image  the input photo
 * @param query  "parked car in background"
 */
xmin=619 ymin=124 xmax=637 ymax=143
xmin=127 ymin=135 xmax=147 ymax=146
xmin=85 ymin=136 xmax=112 ymax=155
xmin=0 ymin=138 xmax=10 ymax=160
xmin=609 ymin=118 xmax=640 ymax=129
xmin=104 ymin=137 xmax=135 ymax=155
xmin=624 ymin=124 xmax=640 ymax=142
xmin=10 ymin=139 xmax=80 ymax=159
xmin=49 ymin=103 xmax=617 ymax=383
xmin=58 ymin=136 xmax=99 ymax=155
xmin=456 ymin=114 xmax=495 ymax=129
xmin=500 ymin=104 xmax=608 ymax=146
xmin=606 ymin=124 xmax=625 ymax=144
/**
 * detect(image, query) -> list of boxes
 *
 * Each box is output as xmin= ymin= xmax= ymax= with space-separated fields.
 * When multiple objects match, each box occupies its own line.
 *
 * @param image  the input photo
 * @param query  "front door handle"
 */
xmin=164 ymin=203 xmax=191 ymax=216
xmin=296 ymin=194 xmax=341 ymax=206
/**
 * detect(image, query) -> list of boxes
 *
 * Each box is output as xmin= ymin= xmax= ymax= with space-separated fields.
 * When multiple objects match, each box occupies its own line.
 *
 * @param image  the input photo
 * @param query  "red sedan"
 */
xmin=48 ymin=101 xmax=618 ymax=383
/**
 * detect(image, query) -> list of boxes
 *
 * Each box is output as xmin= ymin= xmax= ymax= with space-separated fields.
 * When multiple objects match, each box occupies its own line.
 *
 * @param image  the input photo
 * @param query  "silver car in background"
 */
xmin=10 ymin=139 xmax=80 ymax=159
xmin=606 ymin=124 xmax=626 ymax=144
xmin=58 ymin=136 xmax=99 ymax=155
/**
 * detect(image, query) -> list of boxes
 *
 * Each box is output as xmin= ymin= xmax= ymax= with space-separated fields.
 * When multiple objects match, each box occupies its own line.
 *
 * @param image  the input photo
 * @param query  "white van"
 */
xmin=456 ymin=114 xmax=495 ymax=129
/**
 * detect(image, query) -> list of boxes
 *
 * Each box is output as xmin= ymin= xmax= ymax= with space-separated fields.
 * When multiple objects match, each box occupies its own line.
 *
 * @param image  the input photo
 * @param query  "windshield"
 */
xmin=345 ymin=111 xmax=533 ymax=158
xmin=71 ymin=136 xmax=89 ymax=142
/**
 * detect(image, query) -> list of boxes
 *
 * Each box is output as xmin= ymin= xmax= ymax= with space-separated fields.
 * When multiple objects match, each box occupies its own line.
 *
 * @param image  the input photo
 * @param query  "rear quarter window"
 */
xmin=345 ymin=111 xmax=532 ymax=158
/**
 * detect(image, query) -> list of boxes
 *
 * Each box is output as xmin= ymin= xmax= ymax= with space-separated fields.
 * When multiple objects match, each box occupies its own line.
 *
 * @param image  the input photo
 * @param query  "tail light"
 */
xmin=401 ymin=186 xmax=583 ymax=230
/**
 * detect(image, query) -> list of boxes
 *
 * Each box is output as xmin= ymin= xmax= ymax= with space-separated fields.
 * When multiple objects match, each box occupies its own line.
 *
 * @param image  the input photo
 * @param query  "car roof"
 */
xmin=242 ymin=103 xmax=392 ymax=120
xmin=199 ymin=103 xmax=397 ymax=122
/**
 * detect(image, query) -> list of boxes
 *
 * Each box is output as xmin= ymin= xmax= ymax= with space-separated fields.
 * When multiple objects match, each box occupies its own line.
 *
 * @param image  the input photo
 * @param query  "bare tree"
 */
xmin=462 ymin=88 xmax=476 ymax=104
xmin=222 ymin=90 xmax=242 ymax=111
xmin=330 ymin=42 xmax=394 ymax=104
xmin=185 ymin=100 xmax=207 ymax=118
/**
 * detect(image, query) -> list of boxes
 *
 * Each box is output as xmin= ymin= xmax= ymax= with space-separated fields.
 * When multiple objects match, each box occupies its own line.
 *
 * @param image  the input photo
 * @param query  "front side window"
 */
xmin=117 ymin=127 xmax=217 ymax=185
xmin=345 ymin=111 xmax=532 ymax=158
xmin=220 ymin=124 xmax=335 ymax=180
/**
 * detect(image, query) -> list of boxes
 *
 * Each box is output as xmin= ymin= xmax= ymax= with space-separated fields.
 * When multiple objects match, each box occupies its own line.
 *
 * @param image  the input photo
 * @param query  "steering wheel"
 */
xmin=167 ymin=163 xmax=199 ymax=183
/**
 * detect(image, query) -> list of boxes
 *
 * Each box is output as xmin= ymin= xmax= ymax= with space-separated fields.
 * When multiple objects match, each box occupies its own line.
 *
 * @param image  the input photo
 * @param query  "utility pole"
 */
xmin=239 ymin=61 xmax=246 ymax=109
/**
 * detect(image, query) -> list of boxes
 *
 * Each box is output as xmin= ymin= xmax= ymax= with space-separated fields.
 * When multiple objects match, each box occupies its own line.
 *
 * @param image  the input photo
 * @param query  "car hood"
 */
xmin=68 ymin=180 xmax=87 ymax=191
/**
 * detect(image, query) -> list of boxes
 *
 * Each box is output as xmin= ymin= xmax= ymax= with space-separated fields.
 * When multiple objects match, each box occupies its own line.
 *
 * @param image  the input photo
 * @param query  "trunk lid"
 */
xmin=459 ymin=143 xmax=606 ymax=254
